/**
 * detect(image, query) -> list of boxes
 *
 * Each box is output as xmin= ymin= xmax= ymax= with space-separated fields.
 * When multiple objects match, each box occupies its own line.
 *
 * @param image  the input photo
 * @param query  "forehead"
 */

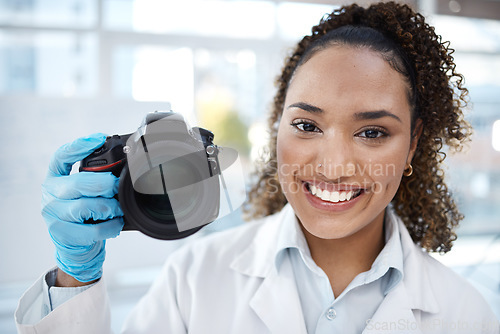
xmin=285 ymin=45 xmax=411 ymax=119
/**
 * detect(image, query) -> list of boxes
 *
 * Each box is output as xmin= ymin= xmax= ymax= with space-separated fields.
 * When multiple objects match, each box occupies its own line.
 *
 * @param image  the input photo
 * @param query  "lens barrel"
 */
xmin=118 ymin=164 xmax=207 ymax=240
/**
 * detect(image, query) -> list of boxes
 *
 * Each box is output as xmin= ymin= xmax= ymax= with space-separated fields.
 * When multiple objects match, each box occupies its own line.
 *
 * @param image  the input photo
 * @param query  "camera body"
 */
xmin=80 ymin=111 xmax=220 ymax=240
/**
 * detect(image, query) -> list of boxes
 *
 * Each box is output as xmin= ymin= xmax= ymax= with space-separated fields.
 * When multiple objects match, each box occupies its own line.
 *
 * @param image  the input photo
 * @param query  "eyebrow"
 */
xmin=354 ymin=110 xmax=402 ymax=123
xmin=287 ymin=102 xmax=323 ymax=113
xmin=287 ymin=102 xmax=402 ymax=123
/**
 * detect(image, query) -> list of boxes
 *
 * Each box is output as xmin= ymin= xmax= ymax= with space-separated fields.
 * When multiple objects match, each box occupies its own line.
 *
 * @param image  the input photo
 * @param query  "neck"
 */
xmin=301 ymin=210 xmax=385 ymax=298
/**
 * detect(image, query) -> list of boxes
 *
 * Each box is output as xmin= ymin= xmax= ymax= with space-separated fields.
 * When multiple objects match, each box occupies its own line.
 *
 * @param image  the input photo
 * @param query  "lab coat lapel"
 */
xmin=363 ymin=211 xmax=440 ymax=334
xmin=363 ymin=281 xmax=423 ymax=334
xmin=249 ymin=256 xmax=307 ymax=334
xmin=231 ymin=205 xmax=307 ymax=333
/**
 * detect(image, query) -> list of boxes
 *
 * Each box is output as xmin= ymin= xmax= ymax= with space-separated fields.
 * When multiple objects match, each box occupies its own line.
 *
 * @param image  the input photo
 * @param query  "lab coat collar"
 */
xmin=230 ymin=204 xmax=294 ymax=278
xmin=230 ymin=204 xmax=440 ymax=333
xmin=386 ymin=208 xmax=440 ymax=314
xmin=247 ymin=251 xmax=308 ymax=333
xmin=230 ymin=204 xmax=307 ymax=333
xmin=363 ymin=209 xmax=440 ymax=333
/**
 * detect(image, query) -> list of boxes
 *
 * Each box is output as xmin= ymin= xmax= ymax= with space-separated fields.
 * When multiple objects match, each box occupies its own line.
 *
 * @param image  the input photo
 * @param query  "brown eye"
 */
xmin=291 ymin=121 xmax=321 ymax=133
xmin=358 ymin=128 xmax=388 ymax=139
xmin=299 ymin=123 xmax=318 ymax=132
xmin=363 ymin=130 xmax=382 ymax=138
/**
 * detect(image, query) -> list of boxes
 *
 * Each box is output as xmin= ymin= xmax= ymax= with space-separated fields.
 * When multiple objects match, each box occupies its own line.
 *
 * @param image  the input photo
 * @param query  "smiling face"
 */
xmin=276 ymin=45 xmax=419 ymax=240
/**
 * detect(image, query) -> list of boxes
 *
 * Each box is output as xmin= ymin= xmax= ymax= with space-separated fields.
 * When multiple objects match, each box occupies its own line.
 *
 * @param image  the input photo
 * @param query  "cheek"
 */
xmin=276 ymin=131 xmax=296 ymax=190
xmin=277 ymin=124 xmax=299 ymax=172
xmin=276 ymin=129 xmax=287 ymax=172
xmin=276 ymin=128 xmax=286 ymax=164
xmin=276 ymin=128 xmax=313 ymax=194
xmin=363 ymin=147 xmax=407 ymax=193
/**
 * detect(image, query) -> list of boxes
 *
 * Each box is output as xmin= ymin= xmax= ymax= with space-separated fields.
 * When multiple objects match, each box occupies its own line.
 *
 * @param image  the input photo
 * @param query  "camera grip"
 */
xmin=80 ymin=134 xmax=130 ymax=176
xmin=79 ymin=135 xmax=129 ymax=225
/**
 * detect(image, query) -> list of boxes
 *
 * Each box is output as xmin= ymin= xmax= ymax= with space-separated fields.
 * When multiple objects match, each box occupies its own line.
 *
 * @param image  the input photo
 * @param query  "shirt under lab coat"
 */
xmin=15 ymin=204 xmax=500 ymax=333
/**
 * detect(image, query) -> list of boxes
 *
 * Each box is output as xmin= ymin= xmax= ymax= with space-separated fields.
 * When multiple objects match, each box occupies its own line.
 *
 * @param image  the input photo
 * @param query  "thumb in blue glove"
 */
xmin=42 ymin=133 xmax=124 ymax=282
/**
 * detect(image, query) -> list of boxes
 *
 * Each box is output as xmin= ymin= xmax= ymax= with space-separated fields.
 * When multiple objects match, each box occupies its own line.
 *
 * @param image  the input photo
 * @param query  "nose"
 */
xmin=316 ymin=134 xmax=356 ymax=180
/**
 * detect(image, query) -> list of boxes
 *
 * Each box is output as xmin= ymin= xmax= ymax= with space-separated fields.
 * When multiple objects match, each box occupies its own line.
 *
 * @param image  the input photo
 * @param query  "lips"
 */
xmin=299 ymin=180 xmax=367 ymax=212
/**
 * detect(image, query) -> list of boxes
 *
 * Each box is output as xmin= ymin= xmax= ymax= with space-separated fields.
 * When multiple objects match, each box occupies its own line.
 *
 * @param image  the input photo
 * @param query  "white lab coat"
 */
xmin=16 ymin=204 xmax=499 ymax=334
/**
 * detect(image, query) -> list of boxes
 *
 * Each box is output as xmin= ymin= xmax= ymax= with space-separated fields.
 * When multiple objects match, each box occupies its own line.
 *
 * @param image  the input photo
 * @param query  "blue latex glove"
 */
xmin=41 ymin=133 xmax=124 ymax=282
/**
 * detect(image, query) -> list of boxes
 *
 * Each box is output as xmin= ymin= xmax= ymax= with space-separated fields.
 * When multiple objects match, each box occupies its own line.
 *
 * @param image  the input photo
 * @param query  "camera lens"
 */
xmin=133 ymin=158 xmax=201 ymax=222
xmin=118 ymin=142 xmax=219 ymax=240
xmin=134 ymin=193 xmax=174 ymax=221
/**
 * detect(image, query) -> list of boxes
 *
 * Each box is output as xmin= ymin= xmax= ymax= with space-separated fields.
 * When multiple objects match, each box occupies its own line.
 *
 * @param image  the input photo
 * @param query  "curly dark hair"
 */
xmin=243 ymin=1 xmax=471 ymax=253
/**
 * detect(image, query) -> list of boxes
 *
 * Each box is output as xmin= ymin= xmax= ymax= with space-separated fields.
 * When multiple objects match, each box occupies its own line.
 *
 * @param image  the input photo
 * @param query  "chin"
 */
xmin=297 ymin=215 xmax=365 ymax=240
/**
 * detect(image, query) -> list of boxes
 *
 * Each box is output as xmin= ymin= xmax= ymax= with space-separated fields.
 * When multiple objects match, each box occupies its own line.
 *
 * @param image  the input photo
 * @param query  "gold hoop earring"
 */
xmin=403 ymin=164 xmax=413 ymax=177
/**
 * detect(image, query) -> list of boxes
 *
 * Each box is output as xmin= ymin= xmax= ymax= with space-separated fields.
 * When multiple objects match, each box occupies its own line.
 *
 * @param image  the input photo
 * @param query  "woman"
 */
xmin=15 ymin=2 xmax=499 ymax=333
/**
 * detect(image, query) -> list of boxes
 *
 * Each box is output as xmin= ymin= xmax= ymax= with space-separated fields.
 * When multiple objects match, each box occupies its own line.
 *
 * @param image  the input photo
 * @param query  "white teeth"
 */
xmin=346 ymin=190 xmax=353 ymax=201
xmin=320 ymin=191 xmax=330 ymax=201
xmin=330 ymin=191 xmax=340 ymax=202
xmin=310 ymin=186 xmax=317 ymax=196
xmin=308 ymin=184 xmax=360 ymax=203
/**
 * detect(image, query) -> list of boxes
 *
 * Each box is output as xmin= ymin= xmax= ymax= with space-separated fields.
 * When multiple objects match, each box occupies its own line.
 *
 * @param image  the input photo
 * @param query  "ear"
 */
xmin=407 ymin=118 xmax=423 ymax=165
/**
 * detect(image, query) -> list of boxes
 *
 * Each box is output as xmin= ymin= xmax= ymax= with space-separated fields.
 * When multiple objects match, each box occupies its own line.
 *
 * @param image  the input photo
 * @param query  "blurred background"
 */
xmin=0 ymin=0 xmax=499 ymax=332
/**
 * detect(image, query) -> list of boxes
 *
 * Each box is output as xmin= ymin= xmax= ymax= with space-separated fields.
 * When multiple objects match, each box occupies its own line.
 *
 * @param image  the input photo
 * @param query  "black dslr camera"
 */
xmin=80 ymin=111 xmax=221 ymax=240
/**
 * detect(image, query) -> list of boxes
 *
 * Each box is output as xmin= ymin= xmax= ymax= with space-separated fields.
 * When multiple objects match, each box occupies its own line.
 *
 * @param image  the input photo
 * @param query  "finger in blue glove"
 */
xmin=42 ymin=133 xmax=124 ymax=282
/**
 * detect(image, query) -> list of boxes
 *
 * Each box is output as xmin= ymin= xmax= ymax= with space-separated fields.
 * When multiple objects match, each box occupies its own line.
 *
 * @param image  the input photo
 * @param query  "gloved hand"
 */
xmin=41 ymin=133 xmax=124 ymax=282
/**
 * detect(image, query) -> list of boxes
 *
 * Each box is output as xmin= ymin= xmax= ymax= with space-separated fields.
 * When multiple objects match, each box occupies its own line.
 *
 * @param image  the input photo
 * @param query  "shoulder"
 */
xmin=391 ymin=208 xmax=498 ymax=327
xmin=422 ymin=250 xmax=498 ymax=331
xmin=419 ymin=249 xmax=485 ymax=302
xmin=403 ymin=235 xmax=498 ymax=327
xmin=392 ymin=207 xmax=488 ymax=307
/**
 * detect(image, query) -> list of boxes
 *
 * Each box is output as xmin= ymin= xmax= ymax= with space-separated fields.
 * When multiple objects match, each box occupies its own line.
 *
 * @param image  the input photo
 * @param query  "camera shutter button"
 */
xmin=206 ymin=145 xmax=216 ymax=155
